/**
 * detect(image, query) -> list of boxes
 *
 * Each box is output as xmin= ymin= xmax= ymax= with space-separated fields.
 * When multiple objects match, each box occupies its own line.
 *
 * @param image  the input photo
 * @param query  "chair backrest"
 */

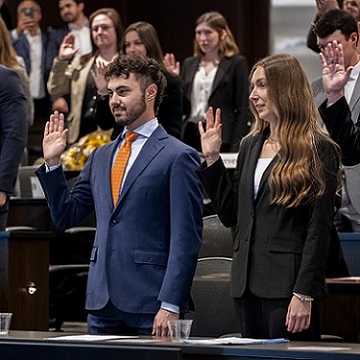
xmin=186 ymin=256 xmax=241 ymax=337
xmin=15 ymin=165 xmax=45 ymax=198
xmin=338 ymin=232 xmax=360 ymax=276
xmin=200 ymin=215 xmax=233 ymax=258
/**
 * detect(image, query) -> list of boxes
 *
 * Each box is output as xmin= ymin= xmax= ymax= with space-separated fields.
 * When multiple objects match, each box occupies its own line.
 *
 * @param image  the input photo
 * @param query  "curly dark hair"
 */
xmin=105 ymin=54 xmax=167 ymax=114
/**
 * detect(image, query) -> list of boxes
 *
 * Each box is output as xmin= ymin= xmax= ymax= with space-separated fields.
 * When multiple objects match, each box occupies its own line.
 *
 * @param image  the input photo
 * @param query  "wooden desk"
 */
xmin=0 ymin=232 xmax=52 ymax=331
xmin=322 ymin=278 xmax=360 ymax=343
xmin=1 ymin=331 xmax=360 ymax=359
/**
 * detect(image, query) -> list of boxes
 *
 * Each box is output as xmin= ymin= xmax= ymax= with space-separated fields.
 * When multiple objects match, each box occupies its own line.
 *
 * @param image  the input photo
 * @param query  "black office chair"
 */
xmin=200 ymin=215 xmax=234 ymax=258
xmin=49 ymin=264 xmax=90 ymax=331
xmin=49 ymin=227 xmax=95 ymax=331
xmin=186 ymin=257 xmax=241 ymax=337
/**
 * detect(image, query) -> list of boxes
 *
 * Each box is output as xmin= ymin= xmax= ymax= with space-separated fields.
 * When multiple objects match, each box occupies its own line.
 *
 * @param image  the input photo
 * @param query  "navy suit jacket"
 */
xmin=36 ymin=126 xmax=203 ymax=314
xmin=12 ymin=30 xmax=49 ymax=78
xmin=46 ymin=25 xmax=69 ymax=74
xmin=0 ymin=65 xmax=27 ymax=195
xmin=197 ymin=129 xmax=339 ymax=300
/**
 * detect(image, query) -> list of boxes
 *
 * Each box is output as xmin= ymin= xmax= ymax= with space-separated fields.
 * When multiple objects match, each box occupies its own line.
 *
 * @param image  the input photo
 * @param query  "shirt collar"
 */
xmin=121 ymin=118 xmax=159 ymax=140
xmin=349 ymin=59 xmax=360 ymax=80
xmin=68 ymin=17 xmax=89 ymax=31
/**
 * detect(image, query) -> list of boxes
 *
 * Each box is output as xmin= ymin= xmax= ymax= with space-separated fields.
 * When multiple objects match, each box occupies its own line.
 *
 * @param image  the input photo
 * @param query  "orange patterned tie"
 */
xmin=111 ymin=132 xmax=139 ymax=206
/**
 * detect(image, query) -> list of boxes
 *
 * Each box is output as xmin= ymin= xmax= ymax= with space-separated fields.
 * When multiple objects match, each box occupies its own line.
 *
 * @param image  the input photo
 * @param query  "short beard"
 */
xmin=113 ymin=94 xmax=146 ymax=127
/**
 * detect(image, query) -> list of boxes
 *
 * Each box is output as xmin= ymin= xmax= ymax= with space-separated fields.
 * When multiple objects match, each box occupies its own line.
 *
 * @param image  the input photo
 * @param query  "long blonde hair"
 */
xmin=0 ymin=16 xmax=19 ymax=68
xmin=249 ymin=53 xmax=337 ymax=208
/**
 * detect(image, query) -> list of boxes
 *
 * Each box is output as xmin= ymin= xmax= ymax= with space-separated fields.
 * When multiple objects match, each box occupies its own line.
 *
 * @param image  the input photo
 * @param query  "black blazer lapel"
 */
xmin=183 ymin=57 xmax=201 ymax=99
xmin=210 ymin=57 xmax=232 ymax=97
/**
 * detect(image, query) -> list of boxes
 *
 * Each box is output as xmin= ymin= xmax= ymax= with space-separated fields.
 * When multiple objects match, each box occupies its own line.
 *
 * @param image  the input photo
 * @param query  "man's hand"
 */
xmin=0 ymin=191 xmax=7 ymax=207
xmin=320 ymin=41 xmax=353 ymax=104
xmin=151 ymin=308 xmax=179 ymax=337
xmin=43 ymin=111 xmax=68 ymax=167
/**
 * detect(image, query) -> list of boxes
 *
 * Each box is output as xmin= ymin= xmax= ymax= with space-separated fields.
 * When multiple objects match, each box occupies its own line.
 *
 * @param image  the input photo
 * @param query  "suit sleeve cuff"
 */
xmin=161 ymin=302 xmax=180 ymax=314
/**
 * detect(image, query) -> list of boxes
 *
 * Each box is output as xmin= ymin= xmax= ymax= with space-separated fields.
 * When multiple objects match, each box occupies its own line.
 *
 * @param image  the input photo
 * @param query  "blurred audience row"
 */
xmin=0 ymin=0 xmax=251 ymax=151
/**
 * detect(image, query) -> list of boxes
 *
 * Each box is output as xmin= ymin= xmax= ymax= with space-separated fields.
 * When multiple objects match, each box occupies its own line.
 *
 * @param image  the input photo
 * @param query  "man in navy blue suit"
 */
xmin=36 ymin=55 xmax=203 ymax=336
xmin=0 ymin=66 xmax=28 ymax=230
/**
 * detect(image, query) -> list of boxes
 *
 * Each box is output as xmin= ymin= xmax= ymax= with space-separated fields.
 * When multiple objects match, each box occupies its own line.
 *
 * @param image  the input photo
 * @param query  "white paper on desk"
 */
xmin=183 ymin=337 xmax=289 ymax=345
xmin=290 ymin=346 xmax=352 ymax=352
xmin=44 ymin=334 xmax=138 ymax=342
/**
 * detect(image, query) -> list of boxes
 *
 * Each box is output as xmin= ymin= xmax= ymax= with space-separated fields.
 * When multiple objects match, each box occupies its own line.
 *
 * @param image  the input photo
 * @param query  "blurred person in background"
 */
xmin=47 ymin=7 xmax=123 ymax=145
xmin=164 ymin=11 xmax=250 ymax=152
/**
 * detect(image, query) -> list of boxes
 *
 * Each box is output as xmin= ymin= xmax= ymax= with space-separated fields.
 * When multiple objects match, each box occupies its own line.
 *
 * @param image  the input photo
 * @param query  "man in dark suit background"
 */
xmin=319 ymin=40 xmax=360 ymax=166
xmin=0 ymin=65 xmax=28 ymax=230
xmin=312 ymin=9 xmax=360 ymax=232
xmin=10 ymin=0 xmax=49 ymax=118
xmin=47 ymin=0 xmax=92 ymax=114
xmin=36 ymin=55 xmax=203 ymax=336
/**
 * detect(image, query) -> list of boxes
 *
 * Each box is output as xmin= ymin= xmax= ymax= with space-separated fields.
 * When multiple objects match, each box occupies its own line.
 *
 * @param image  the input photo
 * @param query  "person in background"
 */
xmin=0 ymin=65 xmax=28 ymax=230
xmin=319 ymin=41 xmax=360 ymax=164
xmin=306 ymin=0 xmax=360 ymax=53
xmin=164 ymin=11 xmax=250 ymax=152
xmin=197 ymin=53 xmax=339 ymax=340
xmin=36 ymin=55 xmax=203 ymax=336
xmin=312 ymin=9 xmax=360 ymax=232
xmin=0 ymin=15 xmax=33 ymax=127
xmin=0 ymin=0 xmax=13 ymax=30
xmin=47 ymin=7 xmax=123 ymax=145
xmin=47 ymin=0 xmax=92 ymax=115
xmin=10 ymin=0 xmax=49 ymax=119
xmin=97 ymin=21 xmax=183 ymax=140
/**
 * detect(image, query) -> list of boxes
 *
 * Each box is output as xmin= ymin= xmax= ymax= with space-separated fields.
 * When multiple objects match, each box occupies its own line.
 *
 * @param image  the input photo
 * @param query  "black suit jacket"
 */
xmin=181 ymin=55 xmax=250 ymax=150
xmin=197 ymin=129 xmax=339 ymax=299
xmin=319 ymin=96 xmax=360 ymax=166
xmin=0 ymin=66 xmax=27 ymax=195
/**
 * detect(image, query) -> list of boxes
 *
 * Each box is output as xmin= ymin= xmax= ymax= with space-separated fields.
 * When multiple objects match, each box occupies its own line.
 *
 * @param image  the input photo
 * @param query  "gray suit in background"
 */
xmin=312 ymin=76 xmax=360 ymax=231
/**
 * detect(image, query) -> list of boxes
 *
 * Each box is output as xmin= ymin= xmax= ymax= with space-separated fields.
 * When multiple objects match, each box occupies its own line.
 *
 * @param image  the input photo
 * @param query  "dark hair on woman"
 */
xmin=106 ymin=55 xmax=167 ymax=113
xmin=121 ymin=21 xmax=166 ymax=71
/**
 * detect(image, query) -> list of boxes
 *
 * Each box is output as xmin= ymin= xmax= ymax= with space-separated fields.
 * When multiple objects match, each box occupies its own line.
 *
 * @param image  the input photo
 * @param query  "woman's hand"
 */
xmin=164 ymin=53 xmax=180 ymax=76
xmin=285 ymin=295 xmax=312 ymax=333
xmin=198 ymin=107 xmax=222 ymax=166
xmin=58 ymin=33 xmax=80 ymax=61
xmin=91 ymin=59 xmax=108 ymax=96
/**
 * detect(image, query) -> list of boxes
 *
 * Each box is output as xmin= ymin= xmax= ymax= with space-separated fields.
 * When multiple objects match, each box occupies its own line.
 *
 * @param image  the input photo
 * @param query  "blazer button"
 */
xmin=111 ymin=219 xmax=117 ymax=226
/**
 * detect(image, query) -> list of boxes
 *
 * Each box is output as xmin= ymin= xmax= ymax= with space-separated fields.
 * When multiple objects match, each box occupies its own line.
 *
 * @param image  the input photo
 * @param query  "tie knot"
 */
xmin=125 ymin=132 xmax=139 ymax=143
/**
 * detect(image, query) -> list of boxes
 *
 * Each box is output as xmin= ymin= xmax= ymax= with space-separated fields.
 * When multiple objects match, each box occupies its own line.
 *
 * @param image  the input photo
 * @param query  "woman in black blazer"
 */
xmin=97 ymin=21 xmax=183 ymax=140
xmin=165 ymin=12 xmax=250 ymax=152
xmin=197 ymin=54 xmax=340 ymax=341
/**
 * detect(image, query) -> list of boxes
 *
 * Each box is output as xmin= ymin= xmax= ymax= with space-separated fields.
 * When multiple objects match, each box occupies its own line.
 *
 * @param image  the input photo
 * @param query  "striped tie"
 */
xmin=111 ymin=132 xmax=139 ymax=206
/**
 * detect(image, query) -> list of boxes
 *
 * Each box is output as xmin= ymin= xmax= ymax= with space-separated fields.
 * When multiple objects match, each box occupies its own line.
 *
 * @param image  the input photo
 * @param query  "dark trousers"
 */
xmin=234 ymin=291 xmax=321 ymax=341
xmin=87 ymin=300 xmax=155 ymax=336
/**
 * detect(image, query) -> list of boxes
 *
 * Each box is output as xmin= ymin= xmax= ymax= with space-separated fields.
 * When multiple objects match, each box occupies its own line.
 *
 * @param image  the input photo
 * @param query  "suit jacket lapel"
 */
xmin=116 ymin=126 xmax=167 ymax=208
xmin=245 ymin=132 xmax=265 ymax=207
xmin=349 ymin=75 xmax=360 ymax=116
xmin=184 ymin=57 xmax=200 ymax=98
xmin=210 ymin=57 xmax=231 ymax=97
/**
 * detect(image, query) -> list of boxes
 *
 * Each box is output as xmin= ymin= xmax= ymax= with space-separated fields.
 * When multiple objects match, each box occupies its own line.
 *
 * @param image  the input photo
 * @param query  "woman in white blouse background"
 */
xmin=165 ymin=11 xmax=250 ymax=152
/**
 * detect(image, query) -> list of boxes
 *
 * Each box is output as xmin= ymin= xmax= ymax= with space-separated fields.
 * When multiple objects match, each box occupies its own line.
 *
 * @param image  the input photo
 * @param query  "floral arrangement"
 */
xmin=61 ymin=131 xmax=111 ymax=170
